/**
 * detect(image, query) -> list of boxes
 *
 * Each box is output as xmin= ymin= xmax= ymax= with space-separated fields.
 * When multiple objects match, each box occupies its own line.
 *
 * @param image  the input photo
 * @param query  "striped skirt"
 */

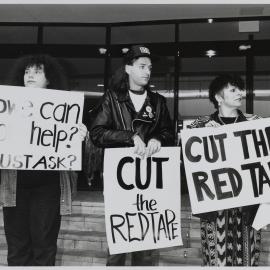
xmin=200 ymin=208 xmax=261 ymax=266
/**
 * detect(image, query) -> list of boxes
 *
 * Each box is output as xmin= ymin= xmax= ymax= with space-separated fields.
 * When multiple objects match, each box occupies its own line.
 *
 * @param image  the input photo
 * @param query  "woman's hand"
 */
xmin=205 ymin=120 xmax=221 ymax=128
xmin=145 ymin=138 xmax=161 ymax=158
xmin=78 ymin=123 xmax=88 ymax=141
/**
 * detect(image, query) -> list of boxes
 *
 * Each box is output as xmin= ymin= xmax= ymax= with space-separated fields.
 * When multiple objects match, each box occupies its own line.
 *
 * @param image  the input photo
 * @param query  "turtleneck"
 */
xmin=129 ymin=89 xmax=146 ymax=95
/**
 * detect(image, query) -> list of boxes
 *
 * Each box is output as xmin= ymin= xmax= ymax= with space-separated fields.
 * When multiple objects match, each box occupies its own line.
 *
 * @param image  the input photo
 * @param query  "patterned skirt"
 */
xmin=200 ymin=208 xmax=261 ymax=266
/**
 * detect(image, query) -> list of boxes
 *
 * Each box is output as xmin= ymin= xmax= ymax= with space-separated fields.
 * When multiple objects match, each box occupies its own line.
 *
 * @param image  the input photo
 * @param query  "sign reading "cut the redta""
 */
xmin=181 ymin=118 xmax=270 ymax=214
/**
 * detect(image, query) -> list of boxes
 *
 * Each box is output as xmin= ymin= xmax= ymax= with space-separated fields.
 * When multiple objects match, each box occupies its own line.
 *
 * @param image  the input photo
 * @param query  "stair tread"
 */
xmin=59 ymin=229 xmax=105 ymax=236
xmin=61 ymin=213 xmax=104 ymax=221
xmin=57 ymin=248 xmax=106 ymax=258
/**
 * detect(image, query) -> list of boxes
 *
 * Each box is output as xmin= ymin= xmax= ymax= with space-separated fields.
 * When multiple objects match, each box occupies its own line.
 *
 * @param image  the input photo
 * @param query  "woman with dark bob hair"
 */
xmin=1 ymin=54 xmax=86 ymax=266
xmin=189 ymin=74 xmax=261 ymax=266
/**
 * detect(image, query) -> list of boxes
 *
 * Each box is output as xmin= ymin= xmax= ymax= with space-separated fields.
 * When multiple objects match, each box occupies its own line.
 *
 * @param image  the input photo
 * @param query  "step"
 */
xmin=260 ymin=252 xmax=270 ymax=266
xmin=0 ymin=212 xmax=198 ymax=234
xmin=1 ymin=245 xmax=269 ymax=266
xmin=157 ymin=255 xmax=202 ymax=266
xmin=56 ymin=248 xmax=106 ymax=265
xmin=0 ymin=244 xmax=107 ymax=266
xmin=158 ymin=246 xmax=201 ymax=257
xmin=155 ymin=246 xmax=203 ymax=265
xmin=58 ymin=229 xmax=107 ymax=251
xmin=61 ymin=213 xmax=105 ymax=232
xmin=0 ymin=225 xmax=201 ymax=251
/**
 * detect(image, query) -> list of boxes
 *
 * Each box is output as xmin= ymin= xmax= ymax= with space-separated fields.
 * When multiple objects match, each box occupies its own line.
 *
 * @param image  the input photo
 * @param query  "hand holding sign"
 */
xmin=133 ymin=134 xmax=146 ymax=157
xmin=205 ymin=120 xmax=221 ymax=128
xmin=78 ymin=123 xmax=88 ymax=141
xmin=145 ymin=138 xmax=161 ymax=158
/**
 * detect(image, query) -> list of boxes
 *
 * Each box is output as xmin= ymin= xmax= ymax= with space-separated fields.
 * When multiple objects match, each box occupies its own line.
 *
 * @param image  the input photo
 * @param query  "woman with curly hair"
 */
xmin=1 ymin=54 xmax=86 ymax=266
xmin=189 ymin=74 xmax=261 ymax=266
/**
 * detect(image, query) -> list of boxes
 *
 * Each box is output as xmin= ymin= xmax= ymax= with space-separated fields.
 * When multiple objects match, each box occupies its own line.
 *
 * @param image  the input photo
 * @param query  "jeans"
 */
xmin=3 ymin=183 xmax=61 ymax=266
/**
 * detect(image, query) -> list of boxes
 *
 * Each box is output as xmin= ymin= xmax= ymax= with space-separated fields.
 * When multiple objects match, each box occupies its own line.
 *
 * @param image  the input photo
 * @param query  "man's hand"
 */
xmin=78 ymin=123 xmax=88 ymax=141
xmin=133 ymin=135 xmax=146 ymax=157
xmin=205 ymin=120 xmax=221 ymax=128
xmin=145 ymin=138 xmax=161 ymax=158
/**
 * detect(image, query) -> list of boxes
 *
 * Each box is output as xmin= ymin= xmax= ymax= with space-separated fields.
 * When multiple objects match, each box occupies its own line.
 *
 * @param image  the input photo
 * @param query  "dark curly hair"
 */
xmin=209 ymin=74 xmax=245 ymax=109
xmin=6 ymin=54 xmax=68 ymax=90
xmin=109 ymin=58 xmax=150 ymax=93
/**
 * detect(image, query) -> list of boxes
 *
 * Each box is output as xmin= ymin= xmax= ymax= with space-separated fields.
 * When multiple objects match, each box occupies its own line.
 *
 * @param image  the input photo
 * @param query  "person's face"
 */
xmin=24 ymin=64 xmax=49 ymax=89
xmin=125 ymin=57 xmax=152 ymax=90
xmin=215 ymin=83 xmax=244 ymax=109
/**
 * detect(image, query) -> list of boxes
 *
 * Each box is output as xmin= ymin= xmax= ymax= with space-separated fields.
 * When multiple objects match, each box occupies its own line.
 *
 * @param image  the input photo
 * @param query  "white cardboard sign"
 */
xmin=181 ymin=118 xmax=270 ymax=214
xmin=0 ymin=85 xmax=84 ymax=170
xmin=103 ymin=147 xmax=182 ymax=254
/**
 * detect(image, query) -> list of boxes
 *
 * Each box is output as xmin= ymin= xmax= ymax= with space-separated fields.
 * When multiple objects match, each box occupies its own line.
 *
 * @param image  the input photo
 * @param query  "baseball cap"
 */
xmin=124 ymin=45 xmax=157 ymax=64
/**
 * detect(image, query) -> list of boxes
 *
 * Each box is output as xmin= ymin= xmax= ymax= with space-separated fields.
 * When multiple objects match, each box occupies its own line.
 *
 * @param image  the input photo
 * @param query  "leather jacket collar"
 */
xmin=113 ymin=88 xmax=159 ymax=108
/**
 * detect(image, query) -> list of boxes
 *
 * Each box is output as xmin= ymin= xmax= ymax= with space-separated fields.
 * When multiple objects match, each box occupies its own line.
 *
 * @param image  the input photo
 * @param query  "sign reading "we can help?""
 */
xmin=181 ymin=118 xmax=270 ymax=214
xmin=0 ymin=85 xmax=84 ymax=170
xmin=104 ymin=147 xmax=182 ymax=255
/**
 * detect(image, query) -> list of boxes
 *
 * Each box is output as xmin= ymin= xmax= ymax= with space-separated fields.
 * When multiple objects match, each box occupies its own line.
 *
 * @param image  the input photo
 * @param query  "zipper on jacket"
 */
xmin=131 ymin=118 xmax=153 ymax=132
xmin=116 ymin=101 xmax=127 ymax=130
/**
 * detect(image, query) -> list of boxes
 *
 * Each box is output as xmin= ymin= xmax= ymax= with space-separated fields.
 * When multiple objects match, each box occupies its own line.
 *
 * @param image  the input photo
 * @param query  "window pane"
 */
xmin=0 ymin=26 xmax=38 ymax=43
xmin=253 ymin=21 xmax=270 ymax=40
xmin=0 ymin=58 xmax=17 ymax=83
xmin=254 ymin=56 xmax=270 ymax=117
xmin=111 ymin=24 xmax=174 ymax=44
xmin=43 ymin=27 xmax=106 ymax=44
xmin=180 ymin=22 xmax=249 ymax=41
xmin=59 ymin=58 xmax=105 ymax=92
xmin=179 ymin=57 xmax=246 ymax=119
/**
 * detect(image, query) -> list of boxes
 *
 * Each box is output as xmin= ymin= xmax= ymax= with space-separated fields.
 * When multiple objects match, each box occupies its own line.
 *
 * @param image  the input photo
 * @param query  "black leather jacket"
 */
xmin=88 ymin=89 xmax=174 ymax=148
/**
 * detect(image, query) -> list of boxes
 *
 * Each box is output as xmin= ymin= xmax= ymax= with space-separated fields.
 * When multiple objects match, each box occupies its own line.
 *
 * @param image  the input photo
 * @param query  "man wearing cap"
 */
xmin=88 ymin=45 xmax=174 ymax=266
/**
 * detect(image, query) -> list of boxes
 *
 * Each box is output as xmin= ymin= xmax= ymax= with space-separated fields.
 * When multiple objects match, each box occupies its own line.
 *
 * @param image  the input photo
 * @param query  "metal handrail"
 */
xmin=81 ymin=89 xmax=270 ymax=99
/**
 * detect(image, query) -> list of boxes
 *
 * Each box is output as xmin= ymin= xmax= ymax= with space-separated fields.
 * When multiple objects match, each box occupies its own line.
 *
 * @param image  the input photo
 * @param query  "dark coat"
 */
xmin=189 ymin=110 xmax=261 ymax=225
xmin=88 ymin=89 xmax=174 ymax=148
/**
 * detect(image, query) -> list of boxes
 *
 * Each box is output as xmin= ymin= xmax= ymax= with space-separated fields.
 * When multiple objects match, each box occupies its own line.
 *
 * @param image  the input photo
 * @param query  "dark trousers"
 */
xmin=3 ymin=184 xmax=61 ymax=266
xmin=106 ymin=250 xmax=153 ymax=266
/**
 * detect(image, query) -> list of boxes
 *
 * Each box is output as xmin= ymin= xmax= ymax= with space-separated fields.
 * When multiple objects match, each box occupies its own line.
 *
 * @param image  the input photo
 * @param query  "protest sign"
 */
xmin=181 ymin=118 xmax=270 ymax=214
xmin=0 ymin=85 xmax=84 ymax=170
xmin=103 ymin=147 xmax=182 ymax=255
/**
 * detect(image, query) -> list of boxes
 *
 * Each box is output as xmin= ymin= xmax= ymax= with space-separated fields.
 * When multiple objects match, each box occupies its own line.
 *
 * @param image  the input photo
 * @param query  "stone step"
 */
xmin=58 ymin=229 xmax=108 ymax=251
xmin=61 ymin=215 xmax=198 ymax=232
xmin=61 ymin=213 xmax=105 ymax=232
xmin=157 ymin=255 xmax=202 ymax=266
xmin=0 ymin=226 xmax=201 ymax=251
xmin=56 ymin=248 xmax=106 ymax=266
xmin=0 ymin=215 xmax=197 ymax=233
xmin=260 ymin=252 xmax=270 ymax=266
xmin=158 ymin=246 xmax=201 ymax=257
xmin=0 ymin=208 xmax=198 ymax=234
xmin=0 ymin=243 xmax=201 ymax=266
xmin=0 ymin=244 xmax=107 ymax=266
